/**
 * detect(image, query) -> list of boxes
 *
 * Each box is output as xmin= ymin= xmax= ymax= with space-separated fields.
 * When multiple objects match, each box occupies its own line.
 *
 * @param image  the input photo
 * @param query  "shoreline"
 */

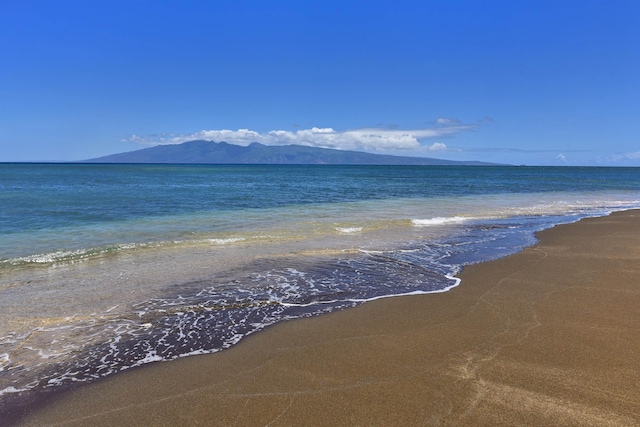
xmin=9 ymin=210 xmax=640 ymax=425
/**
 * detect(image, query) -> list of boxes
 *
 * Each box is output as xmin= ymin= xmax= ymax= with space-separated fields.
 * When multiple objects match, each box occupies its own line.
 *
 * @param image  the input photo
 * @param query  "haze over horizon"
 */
xmin=1 ymin=1 xmax=638 ymax=165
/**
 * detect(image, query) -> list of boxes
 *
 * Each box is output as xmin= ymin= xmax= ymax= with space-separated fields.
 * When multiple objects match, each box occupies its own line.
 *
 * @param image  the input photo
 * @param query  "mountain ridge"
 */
xmin=84 ymin=140 xmax=499 ymax=165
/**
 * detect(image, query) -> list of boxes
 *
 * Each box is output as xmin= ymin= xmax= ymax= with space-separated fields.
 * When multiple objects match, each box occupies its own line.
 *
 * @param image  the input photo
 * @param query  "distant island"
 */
xmin=84 ymin=140 xmax=498 ymax=166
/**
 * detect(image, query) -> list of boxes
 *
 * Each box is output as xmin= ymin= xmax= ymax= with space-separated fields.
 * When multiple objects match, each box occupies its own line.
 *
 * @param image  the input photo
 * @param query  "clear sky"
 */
xmin=1 ymin=0 xmax=638 ymax=165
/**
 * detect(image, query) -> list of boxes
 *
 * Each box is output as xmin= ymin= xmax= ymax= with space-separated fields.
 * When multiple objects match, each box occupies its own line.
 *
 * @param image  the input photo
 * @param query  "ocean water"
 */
xmin=1 ymin=164 xmax=640 ymax=402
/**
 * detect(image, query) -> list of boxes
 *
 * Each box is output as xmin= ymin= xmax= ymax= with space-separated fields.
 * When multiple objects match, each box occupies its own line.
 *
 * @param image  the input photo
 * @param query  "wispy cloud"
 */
xmin=124 ymin=125 xmax=476 ymax=153
xmin=462 ymin=147 xmax=590 ymax=154
xmin=607 ymin=151 xmax=640 ymax=163
xmin=622 ymin=151 xmax=640 ymax=160
xmin=433 ymin=117 xmax=461 ymax=125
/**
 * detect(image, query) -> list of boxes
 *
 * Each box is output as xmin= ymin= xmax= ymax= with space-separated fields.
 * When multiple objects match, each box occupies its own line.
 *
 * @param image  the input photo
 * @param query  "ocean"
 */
xmin=1 ymin=163 xmax=640 ymax=403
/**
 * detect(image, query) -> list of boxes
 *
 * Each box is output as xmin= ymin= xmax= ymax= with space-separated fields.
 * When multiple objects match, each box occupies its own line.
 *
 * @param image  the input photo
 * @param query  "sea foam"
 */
xmin=412 ymin=216 xmax=470 ymax=227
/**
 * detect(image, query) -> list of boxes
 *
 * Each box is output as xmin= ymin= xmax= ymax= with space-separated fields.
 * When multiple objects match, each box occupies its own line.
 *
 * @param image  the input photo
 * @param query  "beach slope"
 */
xmin=18 ymin=210 xmax=640 ymax=426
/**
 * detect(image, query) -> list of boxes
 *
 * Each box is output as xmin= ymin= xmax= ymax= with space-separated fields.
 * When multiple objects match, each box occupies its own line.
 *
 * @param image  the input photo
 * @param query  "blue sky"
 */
xmin=1 ymin=0 xmax=638 ymax=165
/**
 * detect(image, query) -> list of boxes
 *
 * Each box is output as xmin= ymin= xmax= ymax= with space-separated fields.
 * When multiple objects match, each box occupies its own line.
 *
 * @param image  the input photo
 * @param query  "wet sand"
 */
xmin=15 ymin=210 xmax=640 ymax=426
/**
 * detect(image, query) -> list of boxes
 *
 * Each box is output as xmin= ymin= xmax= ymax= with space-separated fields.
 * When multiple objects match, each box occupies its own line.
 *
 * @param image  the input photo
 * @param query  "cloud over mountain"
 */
xmin=124 ymin=125 xmax=475 ymax=153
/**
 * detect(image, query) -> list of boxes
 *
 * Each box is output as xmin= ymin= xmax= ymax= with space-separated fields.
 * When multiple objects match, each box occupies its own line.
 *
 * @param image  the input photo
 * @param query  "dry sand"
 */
xmin=14 ymin=210 xmax=640 ymax=426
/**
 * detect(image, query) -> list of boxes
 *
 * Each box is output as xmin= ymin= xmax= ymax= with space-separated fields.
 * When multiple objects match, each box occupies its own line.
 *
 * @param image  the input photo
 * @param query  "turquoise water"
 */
xmin=1 ymin=164 xmax=640 ymax=402
xmin=3 ymin=164 xmax=639 ymax=260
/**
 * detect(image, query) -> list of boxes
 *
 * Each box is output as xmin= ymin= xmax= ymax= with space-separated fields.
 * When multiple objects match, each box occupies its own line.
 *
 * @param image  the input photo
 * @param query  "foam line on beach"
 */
xmin=412 ymin=216 xmax=473 ymax=226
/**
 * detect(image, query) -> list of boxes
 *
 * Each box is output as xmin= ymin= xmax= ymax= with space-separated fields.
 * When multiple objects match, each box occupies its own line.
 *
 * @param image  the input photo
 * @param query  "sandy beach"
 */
xmin=12 ymin=210 xmax=640 ymax=426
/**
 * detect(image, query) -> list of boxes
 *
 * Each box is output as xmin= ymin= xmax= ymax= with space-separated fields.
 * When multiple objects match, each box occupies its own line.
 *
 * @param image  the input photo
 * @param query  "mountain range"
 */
xmin=85 ymin=140 xmax=497 ymax=165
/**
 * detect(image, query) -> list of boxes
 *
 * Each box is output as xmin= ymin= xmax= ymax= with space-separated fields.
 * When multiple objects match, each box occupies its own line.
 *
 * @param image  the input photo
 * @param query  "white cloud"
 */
xmin=434 ymin=117 xmax=461 ymax=125
xmin=425 ymin=142 xmax=449 ymax=151
xmin=124 ymin=125 xmax=475 ymax=153
xmin=623 ymin=151 xmax=640 ymax=160
xmin=556 ymin=153 xmax=568 ymax=163
xmin=606 ymin=151 xmax=640 ymax=163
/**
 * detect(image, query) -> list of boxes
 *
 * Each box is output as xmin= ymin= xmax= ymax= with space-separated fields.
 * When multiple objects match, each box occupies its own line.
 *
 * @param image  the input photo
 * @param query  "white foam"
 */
xmin=135 ymin=352 xmax=164 ymax=365
xmin=11 ymin=244 xmax=128 ymax=265
xmin=207 ymin=237 xmax=245 ymax=244
xmin=335 ymin=227 xmax=362 ymax=234
xmin=0 ymin=352 xmax=9 ymax=370
xmin=279 ymin=273 xmax=462 ymax=308
xmin=0 ymin=385 xmax=30 ymax=396
xmin=36 ymin=348 xmax=68 ymax=360
xmin=117 ymin=243 xmax=140 ymax=250
xmin=359 ymin=249 xmax=384 ymax=254
xmin=105 ymin=304 xmax=119 ymax=313
xmin=15 ymin=249 xmax=89 ymax=264
xmin=411 ymin=216 xmax=470 ymax=227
